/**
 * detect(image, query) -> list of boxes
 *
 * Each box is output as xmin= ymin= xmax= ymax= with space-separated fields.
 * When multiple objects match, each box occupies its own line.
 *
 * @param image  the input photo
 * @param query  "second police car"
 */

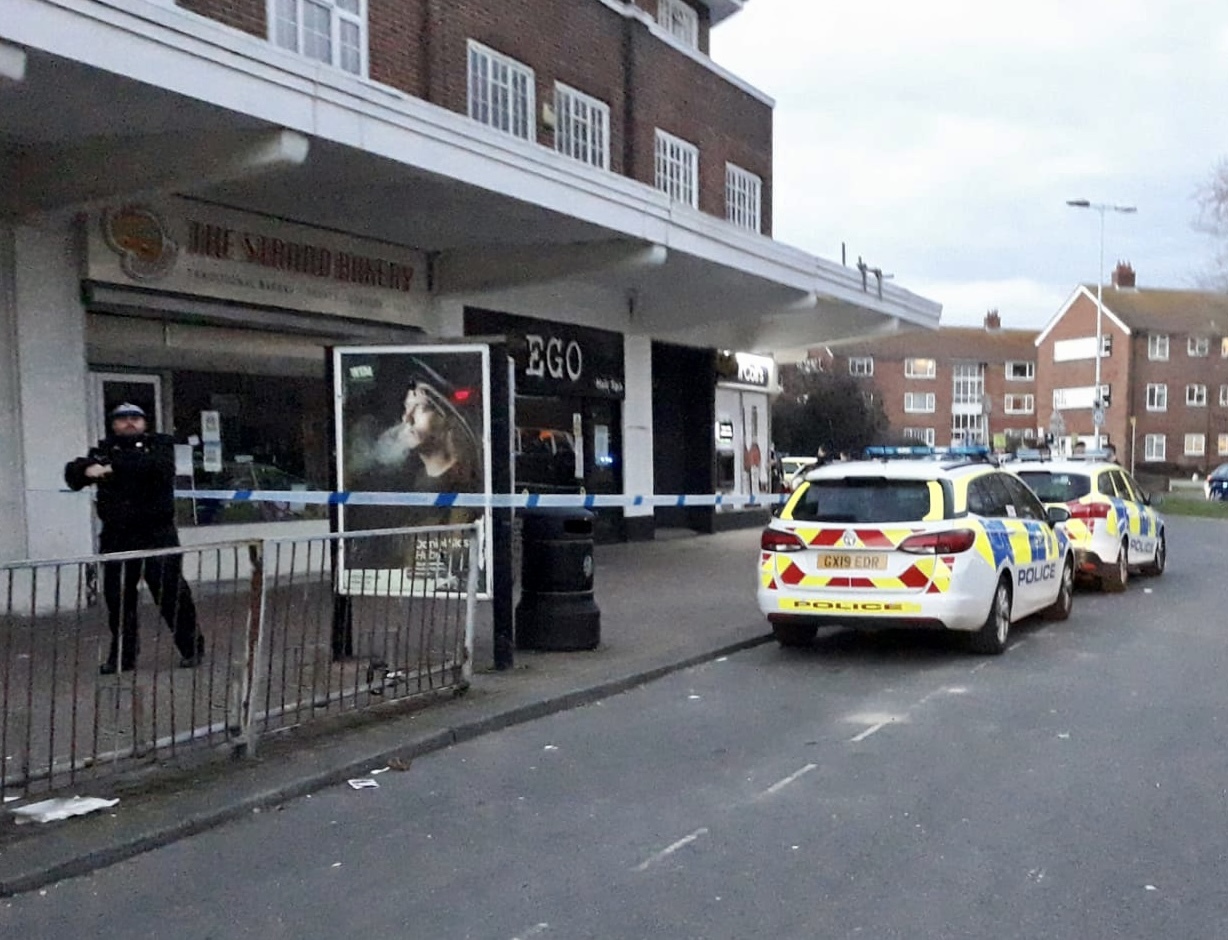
xmin=758 ymin=446 xmax=1075 ymax=655
xmin=1012 ymin=451 xmax=1165 ymax=592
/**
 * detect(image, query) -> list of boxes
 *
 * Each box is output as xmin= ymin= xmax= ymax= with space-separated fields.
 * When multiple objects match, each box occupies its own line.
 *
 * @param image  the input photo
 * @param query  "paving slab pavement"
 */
xmin=0 ymin=526 xmax=771 ymax=897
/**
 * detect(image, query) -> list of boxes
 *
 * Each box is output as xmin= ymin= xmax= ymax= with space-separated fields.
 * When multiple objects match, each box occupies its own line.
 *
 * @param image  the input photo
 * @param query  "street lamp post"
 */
xmin=1066 ymin=199 xmax=1137 ymax=450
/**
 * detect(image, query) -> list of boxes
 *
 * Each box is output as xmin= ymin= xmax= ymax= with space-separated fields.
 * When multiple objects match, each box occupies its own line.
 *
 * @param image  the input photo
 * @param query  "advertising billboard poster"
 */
xmin=334 ymin=345 xmax=492 ymax=597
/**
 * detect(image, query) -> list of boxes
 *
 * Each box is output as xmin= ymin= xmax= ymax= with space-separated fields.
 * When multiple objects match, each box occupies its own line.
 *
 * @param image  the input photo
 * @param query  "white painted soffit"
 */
xmin=2 ymin=128 xmax=308 ymax=217
xmin=3 ymin=0 xmax=939 ymax=330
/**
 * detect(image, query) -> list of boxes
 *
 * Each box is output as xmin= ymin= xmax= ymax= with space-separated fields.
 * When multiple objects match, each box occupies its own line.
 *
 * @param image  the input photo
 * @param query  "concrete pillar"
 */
xmin=11 ymin=215 xmax=93 ymax=562
xmin=622 ymin=334 xmax=654 ymax=539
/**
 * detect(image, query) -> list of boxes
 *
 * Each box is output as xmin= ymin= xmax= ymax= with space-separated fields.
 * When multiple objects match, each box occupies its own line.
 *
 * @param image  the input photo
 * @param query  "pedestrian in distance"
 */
xmin=65 ymin=403 xmax=205 ymax=674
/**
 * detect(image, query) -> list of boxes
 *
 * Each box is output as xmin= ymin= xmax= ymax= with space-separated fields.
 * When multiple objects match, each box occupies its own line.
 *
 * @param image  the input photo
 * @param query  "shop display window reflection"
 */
xmin=171 ymin=370 xmax=331 ymax=526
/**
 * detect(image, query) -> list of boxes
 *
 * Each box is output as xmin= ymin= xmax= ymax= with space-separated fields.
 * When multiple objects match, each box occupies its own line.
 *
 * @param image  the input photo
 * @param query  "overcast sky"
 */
xmin=711 ymin=0 xmax=1228 ymax=330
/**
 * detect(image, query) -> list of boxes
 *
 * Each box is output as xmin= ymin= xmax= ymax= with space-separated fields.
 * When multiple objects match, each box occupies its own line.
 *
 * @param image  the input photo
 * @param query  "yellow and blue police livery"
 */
xmin=1014 ymin=452 xmax=1165 ymax=593
xmin=758 ymin=446 xmax=1076 ymax=655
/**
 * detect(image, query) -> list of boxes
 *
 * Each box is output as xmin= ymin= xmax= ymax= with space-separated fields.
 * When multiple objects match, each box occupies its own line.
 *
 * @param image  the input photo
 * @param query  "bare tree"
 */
xmin=1194 ymin=159 xmax=1228 ymax=290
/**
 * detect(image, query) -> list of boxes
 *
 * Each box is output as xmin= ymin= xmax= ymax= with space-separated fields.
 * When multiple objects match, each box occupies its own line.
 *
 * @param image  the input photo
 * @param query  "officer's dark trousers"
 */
xmin=100 ymin=528 xmax=201 ymax=665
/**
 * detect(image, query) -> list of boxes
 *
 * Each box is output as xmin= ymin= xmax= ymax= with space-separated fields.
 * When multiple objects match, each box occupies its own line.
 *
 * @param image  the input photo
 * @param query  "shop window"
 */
xmin=270 ymin=0 xmax=365 ymax=75
xmin=171 ymin=370 xmax=331 ymax=527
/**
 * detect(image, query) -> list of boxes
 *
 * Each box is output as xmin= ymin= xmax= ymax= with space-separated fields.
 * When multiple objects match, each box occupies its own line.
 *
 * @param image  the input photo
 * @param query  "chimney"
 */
xmin=983 ymin=309 xmax=1001 ymax=332
xmin=1112 ymin=261 xmax=1136 ymax=289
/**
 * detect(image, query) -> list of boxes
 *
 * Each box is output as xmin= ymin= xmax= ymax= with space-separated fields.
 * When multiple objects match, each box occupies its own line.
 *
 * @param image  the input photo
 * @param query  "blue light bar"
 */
xmin=940 ymin=445 xmax=992 ymax=459
xmin=863 ymin=445 xmax=935 ymax=459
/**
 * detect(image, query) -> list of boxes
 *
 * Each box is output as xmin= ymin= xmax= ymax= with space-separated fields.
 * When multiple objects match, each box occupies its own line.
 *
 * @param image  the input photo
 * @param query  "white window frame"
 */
xmin=1189 ymin=335 xmax=1210 ymax=357
xmin=653 ymin=129 xmax=699 ymax=208
xmin=1219 ymin=433 xmax=1228 ymax=456
xmin=1148 ymin=333 xmax=1169 ymax=361
xmin=1144 ymin=434 xmax=1166 ymax=462
xmin=1220 ymin=385 xmax=1228 ymax=407
xmin=848 ymin=357 xmax=874 ymax=377
xmin=657 ymin=0 xmax=700 ymax=48
xmin=905 ymin=358 xmax=936 ymax=379
xmin=952 ymin=362 xmax=986 ymax=407
xmin=1222 ymin=337 xmax=1228 ymax=358
xmin=1003 ymin=394 xmax=1035 ymax=415
xmin=902 ymin=427 xmax=936 ymax=446
xmin=725 ymin=163 xmax=762 ymax=232
xmin=269 ymin=0 xmax=367 ymax=76
xmin=1146 ymin=383 xmax=1167 ymax=412
xmin=1005 ymin=360 xmax=1035 ymax=381
xmin=904 ymin=392 xmax=936 ymax=414
xmin=467 ymin=41 xmax=536 ymax=141
xmin=1187 ymin=384 xmax=1207 ymax=407
xmin=1185 ymin=433 xmax=1206 ymax=457
xmin=554 ymin=83 xmax=610 ymax=170
xmin=951 ymin=413 xmax=986 ymax=445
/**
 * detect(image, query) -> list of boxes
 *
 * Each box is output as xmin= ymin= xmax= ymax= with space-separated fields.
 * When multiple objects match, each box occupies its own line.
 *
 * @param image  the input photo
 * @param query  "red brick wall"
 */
xmin=628 ymin=24 xmax=772 ymax=232
xmin=368 ymin=0 xmax=429 ymax=96
xmin=1127 ymin=329 xmax=1228 ymax=472
xmin=1034 ymin=293 xmax=1131 ymax=453
xmin=832 ymin=353 xmax=1038 ymax=447
xmin=178 ymin=0 xmax=264 ymax=38
xmin=427 ymin=0 xmax=630 ymax=169
xmin=174 ymin=0 xmax=768 ymax=232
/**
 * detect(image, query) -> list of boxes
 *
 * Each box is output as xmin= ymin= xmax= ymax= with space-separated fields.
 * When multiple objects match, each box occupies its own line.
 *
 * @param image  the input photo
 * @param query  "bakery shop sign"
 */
xmin=89 ymin=198 xmax=426 ymax=323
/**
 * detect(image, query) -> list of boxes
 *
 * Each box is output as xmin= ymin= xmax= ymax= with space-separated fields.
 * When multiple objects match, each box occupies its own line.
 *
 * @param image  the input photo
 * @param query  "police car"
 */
xmin=758 ymin=446 xmax=1075 ymax=654
xmin=1013 ymin=452 xmax=1165 ymax=592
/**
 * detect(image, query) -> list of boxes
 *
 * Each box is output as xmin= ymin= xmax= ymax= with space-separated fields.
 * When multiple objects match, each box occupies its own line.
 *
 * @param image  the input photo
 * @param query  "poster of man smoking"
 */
xmin=334 ymin=345 xmax=491 ymax=596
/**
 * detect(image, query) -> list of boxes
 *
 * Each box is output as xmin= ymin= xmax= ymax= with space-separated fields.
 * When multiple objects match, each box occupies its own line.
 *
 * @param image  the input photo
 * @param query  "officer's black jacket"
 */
xmin=64 ymin=433 xmax=177 ymax=535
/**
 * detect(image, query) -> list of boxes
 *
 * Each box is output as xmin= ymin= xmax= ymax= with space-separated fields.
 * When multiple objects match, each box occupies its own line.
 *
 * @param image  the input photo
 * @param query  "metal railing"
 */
xmin=0 ymin=524 xmax=479 ymax=800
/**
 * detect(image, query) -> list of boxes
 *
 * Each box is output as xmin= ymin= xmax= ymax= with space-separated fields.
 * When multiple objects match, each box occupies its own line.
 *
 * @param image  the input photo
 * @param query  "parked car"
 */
xmin=1014 ymin=454 xmax=1165 ymax=592
xmin=1205 ymin=463 xmax=1228 ymax=500
xmin=759 ymin=445 xmax=1074 ymax=654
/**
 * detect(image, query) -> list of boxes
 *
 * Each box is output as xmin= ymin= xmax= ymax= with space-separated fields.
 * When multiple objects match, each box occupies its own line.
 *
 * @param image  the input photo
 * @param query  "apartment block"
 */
xmin=816 ymin=311 xmax=1040 ymax=449
xmin=1035 ymin=263 xmax=1228 ymax=472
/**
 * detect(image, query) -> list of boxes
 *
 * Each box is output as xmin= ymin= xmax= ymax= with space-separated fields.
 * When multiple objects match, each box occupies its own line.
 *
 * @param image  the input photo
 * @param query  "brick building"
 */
xmin=814 ymin=311 xmax=1041 ymax=449
xmin=1034 ymin=262 xmax=1228 ymax=473
xmin=1 ymin=0 xmax=940 ymax=562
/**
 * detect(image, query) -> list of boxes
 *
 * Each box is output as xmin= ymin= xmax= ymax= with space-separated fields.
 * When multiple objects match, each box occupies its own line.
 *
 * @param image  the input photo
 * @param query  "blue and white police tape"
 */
xmin=175 ymin=490 xmax=791 ymax=509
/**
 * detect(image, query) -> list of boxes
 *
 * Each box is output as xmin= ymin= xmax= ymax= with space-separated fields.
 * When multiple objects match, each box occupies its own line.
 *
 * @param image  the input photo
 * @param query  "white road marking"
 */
xmin=634 ymin=828 xmax=709 ymax=871
xmin=510 ymin=924 xmax=550 ymax=939
xmin=849 ymin=721 xmax=890 ymax=743
xmin=759 ymin=763 xmax=817 ymax=798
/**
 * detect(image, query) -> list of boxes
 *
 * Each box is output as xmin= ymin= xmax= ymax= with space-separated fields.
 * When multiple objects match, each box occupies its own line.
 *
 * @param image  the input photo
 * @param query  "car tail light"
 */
xmin=761 ymin=529 xmax=806 ymax=553
xmin=899 ymin=529 xmax=977 ymax=554
xmin=1067 ymin=501 xmax=1110 ymax=529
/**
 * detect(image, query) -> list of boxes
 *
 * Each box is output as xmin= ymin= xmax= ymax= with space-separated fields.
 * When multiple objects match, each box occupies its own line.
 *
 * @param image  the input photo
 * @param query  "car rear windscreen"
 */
xmin=1015 ymin=471 xmax=1091 ymax=503
xmin=792 ymin=478 xmax=935 ymax=523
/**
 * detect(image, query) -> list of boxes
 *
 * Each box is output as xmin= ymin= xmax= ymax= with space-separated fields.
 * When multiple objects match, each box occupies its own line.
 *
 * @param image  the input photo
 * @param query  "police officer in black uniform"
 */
xmin=65 ymin=403 xmax=205 ymax=674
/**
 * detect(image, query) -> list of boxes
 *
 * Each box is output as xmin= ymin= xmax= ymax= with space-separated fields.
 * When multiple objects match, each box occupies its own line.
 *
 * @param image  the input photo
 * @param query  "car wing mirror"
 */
xmin=1046 ymin=505 xmax=1071 ymax=526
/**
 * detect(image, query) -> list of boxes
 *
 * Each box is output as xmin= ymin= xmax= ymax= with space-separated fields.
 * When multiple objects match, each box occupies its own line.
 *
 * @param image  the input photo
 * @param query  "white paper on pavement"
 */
xmin=10 ymin=796 xmax=119 ymax=824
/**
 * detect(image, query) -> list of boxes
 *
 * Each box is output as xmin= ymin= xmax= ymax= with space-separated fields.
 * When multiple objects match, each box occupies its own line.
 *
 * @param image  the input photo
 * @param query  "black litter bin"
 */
xmin=516 ymin=507 xmax=601 ymax=651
